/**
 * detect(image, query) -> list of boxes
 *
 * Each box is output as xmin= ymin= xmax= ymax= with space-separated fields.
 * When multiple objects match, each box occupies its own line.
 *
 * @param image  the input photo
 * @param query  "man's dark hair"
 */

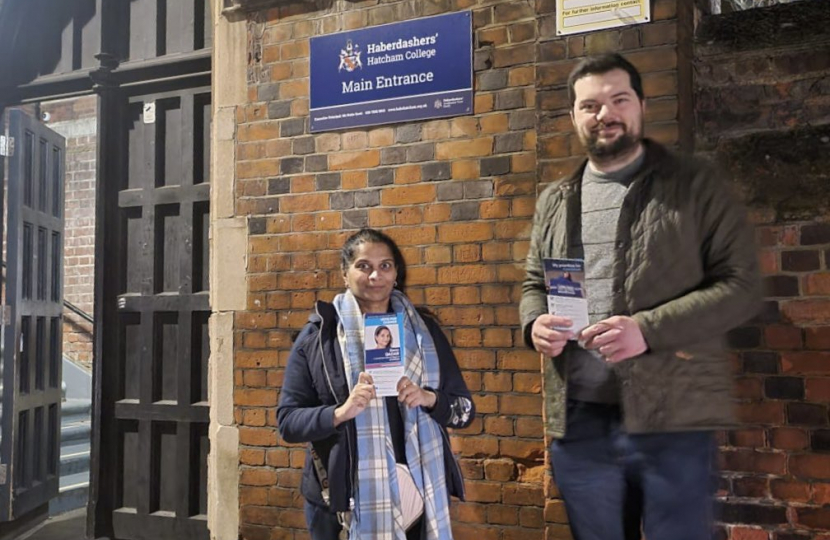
xmin=567 ymin=53 xmax=644 ymax=107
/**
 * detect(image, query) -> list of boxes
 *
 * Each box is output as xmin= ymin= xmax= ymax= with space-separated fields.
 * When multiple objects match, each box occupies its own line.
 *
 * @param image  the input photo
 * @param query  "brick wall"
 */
xmin=234 ymin=2 xmax=541 ymax=539
xmin=41 ymin=96 xmax=97 ymax=370
xmin=233 ymin=1 xmax=689 ymax=539
xmin=696 ymin=1 xmax=830 ymax=538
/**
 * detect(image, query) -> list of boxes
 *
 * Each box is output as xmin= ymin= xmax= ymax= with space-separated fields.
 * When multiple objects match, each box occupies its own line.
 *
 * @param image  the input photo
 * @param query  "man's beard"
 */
xmin=583 ymin=122 xmax=642 ymax=161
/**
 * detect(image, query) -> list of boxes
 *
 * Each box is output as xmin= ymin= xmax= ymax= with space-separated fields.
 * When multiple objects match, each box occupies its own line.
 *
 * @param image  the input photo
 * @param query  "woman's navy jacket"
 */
xmin=277 ymin=301 xmax=475 ymax=512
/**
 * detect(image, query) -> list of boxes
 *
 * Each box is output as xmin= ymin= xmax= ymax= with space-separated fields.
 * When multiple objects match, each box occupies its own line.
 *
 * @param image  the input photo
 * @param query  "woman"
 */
xmin=374 ymin=325 xmax=393 ymax=349
xmin=278 ymin=228 xmax=474 ymax=540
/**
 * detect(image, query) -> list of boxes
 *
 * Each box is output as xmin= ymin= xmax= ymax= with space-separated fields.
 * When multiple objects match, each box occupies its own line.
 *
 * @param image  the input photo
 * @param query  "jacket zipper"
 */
xmin=316 ymin=303 xmax=355 ymax=509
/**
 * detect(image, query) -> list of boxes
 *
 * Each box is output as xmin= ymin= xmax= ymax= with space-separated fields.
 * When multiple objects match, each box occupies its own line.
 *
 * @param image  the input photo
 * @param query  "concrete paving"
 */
xmin=19 ymin=509 xmax=86 ymax=540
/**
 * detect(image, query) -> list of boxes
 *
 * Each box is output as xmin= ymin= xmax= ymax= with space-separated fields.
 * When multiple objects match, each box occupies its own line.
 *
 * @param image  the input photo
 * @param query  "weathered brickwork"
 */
xmin=232 ymin=0 xmax=830 ymax=538
xmin=696 ymin=2 xmax=830 ymax=538
xmin=41 ymin=96 xmax=97 ymax=371
xmin=235 ymin=2 xmax=542 ymax=539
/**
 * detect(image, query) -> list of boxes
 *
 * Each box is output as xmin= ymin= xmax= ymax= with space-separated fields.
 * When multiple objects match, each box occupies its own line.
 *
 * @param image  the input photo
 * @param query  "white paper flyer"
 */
xmin=364 ymin=312 xmax=406 ymax=397
xmin=544 ymin=258 xmax=589 ymax=339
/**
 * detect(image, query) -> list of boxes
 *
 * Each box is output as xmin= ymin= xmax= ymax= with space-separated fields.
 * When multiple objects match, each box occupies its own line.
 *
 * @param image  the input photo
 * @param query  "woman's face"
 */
xmin=375 ymin=328 xmax=392 ymax=348
xmin=343 ymin=241 xmax=397 ymax=313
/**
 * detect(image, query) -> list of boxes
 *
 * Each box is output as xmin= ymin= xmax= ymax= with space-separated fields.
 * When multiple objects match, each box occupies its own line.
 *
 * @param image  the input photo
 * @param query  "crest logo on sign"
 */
xmin=338 ymin=39 xmax=362 ymax=72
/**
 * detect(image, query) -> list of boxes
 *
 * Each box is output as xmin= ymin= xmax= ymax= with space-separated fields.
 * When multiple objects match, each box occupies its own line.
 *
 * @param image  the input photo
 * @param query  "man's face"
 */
xmin=571 ymin=68 xmax=645 ymax=162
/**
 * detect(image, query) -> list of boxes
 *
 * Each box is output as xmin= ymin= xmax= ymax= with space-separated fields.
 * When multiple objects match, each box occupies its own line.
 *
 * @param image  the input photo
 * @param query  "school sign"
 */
xmin=309 ymin=11 xmax=473 ymax=132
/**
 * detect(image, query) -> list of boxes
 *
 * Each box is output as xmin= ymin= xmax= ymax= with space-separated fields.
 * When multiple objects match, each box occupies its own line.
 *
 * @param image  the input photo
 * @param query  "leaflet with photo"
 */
xmin=544 ymin=258 xmax=589 ymax=339
xmin=364 ymin=312 xmax=406 ymax=397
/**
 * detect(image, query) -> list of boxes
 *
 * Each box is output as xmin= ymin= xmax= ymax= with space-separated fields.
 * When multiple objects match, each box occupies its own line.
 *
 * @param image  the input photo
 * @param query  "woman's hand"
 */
xmin=334 ymin=372 xmax=376 ymax=427
xmin=397 ymin=377 xmax=437 ymax=410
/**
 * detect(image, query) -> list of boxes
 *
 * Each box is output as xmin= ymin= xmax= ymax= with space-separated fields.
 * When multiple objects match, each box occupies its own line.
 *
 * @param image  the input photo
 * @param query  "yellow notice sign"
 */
xmin=557 ymin=0 xmax=650 ymax=36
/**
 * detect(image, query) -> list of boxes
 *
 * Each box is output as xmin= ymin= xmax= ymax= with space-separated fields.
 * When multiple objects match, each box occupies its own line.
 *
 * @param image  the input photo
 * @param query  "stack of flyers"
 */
xmin=544 ymin=258 xmax=589 ymax=339
xmin=364 ymin=312 xmax=406 ymax=397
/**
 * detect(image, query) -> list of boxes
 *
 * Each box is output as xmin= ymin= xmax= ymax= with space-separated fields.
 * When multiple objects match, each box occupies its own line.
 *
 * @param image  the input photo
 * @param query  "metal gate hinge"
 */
xmin=1 ymin=306 xmax=9 ymax=325
xmin=0 ymin=135 xmax=13 ymax=157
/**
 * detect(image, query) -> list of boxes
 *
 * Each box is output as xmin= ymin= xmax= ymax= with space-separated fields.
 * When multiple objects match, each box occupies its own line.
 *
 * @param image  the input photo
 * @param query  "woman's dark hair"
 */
xmin=567 ymin=53 xmax=644 ymax=108
xmin=340 ymin=228 xmax=438 ymax=321
xmin=341 ymin=228 xmax=407 ymax=292
xmin=374 ymin=325 xmax=392 ymax=347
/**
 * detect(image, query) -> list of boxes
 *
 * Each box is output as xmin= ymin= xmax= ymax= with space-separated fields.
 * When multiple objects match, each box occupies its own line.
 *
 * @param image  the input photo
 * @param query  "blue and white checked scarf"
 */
xmin=333 ymin=289 xmax=453 ymax=540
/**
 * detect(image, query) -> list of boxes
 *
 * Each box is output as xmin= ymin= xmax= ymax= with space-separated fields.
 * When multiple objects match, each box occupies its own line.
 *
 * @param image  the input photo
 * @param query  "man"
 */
xmin=520 ymin=53 xmax=760 ymax=539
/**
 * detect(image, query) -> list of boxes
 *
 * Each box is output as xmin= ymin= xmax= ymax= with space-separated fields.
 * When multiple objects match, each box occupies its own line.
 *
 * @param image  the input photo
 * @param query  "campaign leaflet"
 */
xmin=364 ymin=312 xmax=406 ymax=397
xmin=544 ymin=258 xmax=589 ymax=339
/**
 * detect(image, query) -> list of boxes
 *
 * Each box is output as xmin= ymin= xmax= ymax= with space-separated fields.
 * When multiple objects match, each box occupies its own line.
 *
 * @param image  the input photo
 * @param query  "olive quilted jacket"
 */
xmin=520 ymin=140 xmax=762 ymax=439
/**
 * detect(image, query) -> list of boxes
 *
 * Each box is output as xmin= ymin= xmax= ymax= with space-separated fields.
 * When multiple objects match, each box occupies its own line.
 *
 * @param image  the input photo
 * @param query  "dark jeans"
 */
xmin=550 ymin=400 xmax=716 ymax=540
xmin=304 ymin=500 xmax=424 ymax=540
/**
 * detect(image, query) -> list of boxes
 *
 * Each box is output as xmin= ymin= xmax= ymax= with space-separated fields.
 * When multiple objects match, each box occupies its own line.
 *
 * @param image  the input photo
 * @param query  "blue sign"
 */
xmin=309 ymin=11 xmax=473 ymax=132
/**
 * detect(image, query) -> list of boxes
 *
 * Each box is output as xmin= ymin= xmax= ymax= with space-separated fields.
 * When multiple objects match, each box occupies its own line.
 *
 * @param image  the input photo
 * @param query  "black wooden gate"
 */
xmin=0 ymin=109 xmax=65 ymax=521
xmin=0 ymin=1 xmax=213 ymax=538
xmin=93 ymin=82 xmax=212 ymax=540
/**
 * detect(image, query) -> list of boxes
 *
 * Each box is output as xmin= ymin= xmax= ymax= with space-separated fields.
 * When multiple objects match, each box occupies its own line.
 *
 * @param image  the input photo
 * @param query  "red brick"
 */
xmin=503 ymin=484 xmax=544 ymax=506
xmin=437 ymin=265 xmax=496 ymax=285
xmin=736 ymin=402 xmax=785 ymax=424
xmin=500 ymin=395 xmax=542 ymax=416
xmin=484 ymin=416 xmax=515 ymax=436
xmin=516 ymin=417 xmax=543 ymax=438
xmin=242 ymin=409 xmax=267 ymax=427
xmin=451 ymin=117 xmax=481 ymax=138
xmin=544 ymin=499 xmax=569 ymax=523
xmin=463 ymin=480 xmax=502 ymax=503
xmin=240 ymin=487 xmax=269 ymax=506
xmin=452 ymin=160 xmax=481 ymax=180
xmin=483 ymin=372 xmax=513 ymax=393
xmin=240 ymin=448 xmax=266 ymax=466
xmin=730 ymin=429 xmax=766 ymax=449
xmin=806 ymin=327 xmax=830 ymax=350
xmin=796 ymin=506 xmax=830 ymax=529
xmin=765 ymin=325 xmax=803 ymax=349
xmin=436 ymin=138 xmax=493 ymax=159
xmin=790 ymin=454 xmax=830 ymax=480
xmin=453 ymin=502 xmax=488 ymax=524
xmin=781 ymin=352 xmax=830 ymax=375
xmin=731 ymin=527 xmax=769 ymax=540
xmin=733 ymin=476 xmax=769 ymax=498
xmin=721 ymin=449 xmax=785 ymax=475
xmin=498 ymin=350 xmax=541 ymax=371
xmin=500 ymin=439 xmax=544 ymax=461
xmin=381 ymin=184 xmax=436 ymax=206
xmin=328 ymin=150 xmax=380 ymax=170
xmin=735 ymin=377 xmax=763 ymax=400
xmin=758 ymin=250 xmax=778 ymax=275
xmin=452 ymin=524 xmax=500 ymax=540
xmin=806 ymin=379 xmax=830 ymax=403
xmin=782 ymin=300 xmax=830 ymax=324
xmin=474 ymin=394 xmax=499 ymax=414
xmin=484 ymin=459 xmax=517 ymax=482
xmin=812 ymin=482 xmax=830 ymax=504
xmin=806 ymin=273 xmax=830 ymax=296
xmin=513 ymin=373 xmax=542 ymax=394
xmin=770 ymin=427 xmax=809 ymax=450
